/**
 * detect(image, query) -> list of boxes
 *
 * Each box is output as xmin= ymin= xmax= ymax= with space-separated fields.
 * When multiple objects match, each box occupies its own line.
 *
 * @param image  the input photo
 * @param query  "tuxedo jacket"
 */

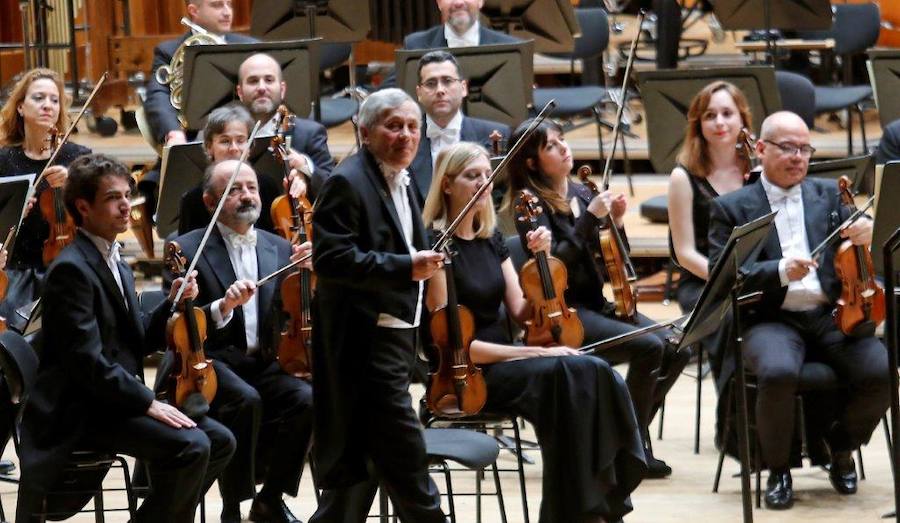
xmin=144 ymin=32 xmax=258 ymax=144
xmin=403 ymin=24 xmax=521 ymax=50
xmin=18 ymin=231 xmax=172 ymax=504
xmin=408 ymin=116 xmax=511 ymax=203
xmin=876 ymin=118 xmax=900 ymax=164
xmin=311 ymin=147 xmax=427 ymax=488
xmin=163 ymin=226 xmax=292 ymax=366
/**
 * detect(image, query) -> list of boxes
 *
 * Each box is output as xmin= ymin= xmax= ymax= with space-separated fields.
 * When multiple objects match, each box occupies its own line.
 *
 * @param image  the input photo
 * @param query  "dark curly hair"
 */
xmin=64 ymin=153 xmax=134 ymax=226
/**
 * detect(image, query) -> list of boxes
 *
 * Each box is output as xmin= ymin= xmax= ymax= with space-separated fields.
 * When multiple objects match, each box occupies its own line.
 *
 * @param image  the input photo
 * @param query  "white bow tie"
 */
xmin=770 ymin=184 xmax=802 ymax=204
xmin=223 ymin=229 xmax=258 ymax=249
xmin=426 ymin=125 xmax=458 ymax=143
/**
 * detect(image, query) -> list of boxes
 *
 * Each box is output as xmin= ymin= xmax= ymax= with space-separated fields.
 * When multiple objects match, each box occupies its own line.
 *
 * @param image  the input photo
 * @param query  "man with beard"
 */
xmin=309 ymin=89 xmax=447 ymax=522
xmin=405 ymin=0 xmax=519 ymax=50
xmin=164 ymin=159 xmax=314 ymax=523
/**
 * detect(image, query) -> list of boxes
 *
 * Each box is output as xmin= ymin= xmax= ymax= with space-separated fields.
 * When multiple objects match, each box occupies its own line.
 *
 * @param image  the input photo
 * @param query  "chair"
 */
xmin=775 ymin=70 xmax=816 ymax=129
xmin=318 ymin=42 xmax=360 ymax=129
xmin=799 ymin=3 xmax=881 ymax=155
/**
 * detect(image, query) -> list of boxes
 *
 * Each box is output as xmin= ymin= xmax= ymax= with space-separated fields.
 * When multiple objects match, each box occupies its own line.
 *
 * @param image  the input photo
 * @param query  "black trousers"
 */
xmin=310 ymin=327 xmax=445 ymax=523
xmin=579 ymin=308 xmax=666 ymax=434
xmin=211 ymin=357 xmax=313 ymax=505
xmin=743 ymin=307 xmax=891 ymax=469
xmin=82 ymin=414 xmax=234 ymax=523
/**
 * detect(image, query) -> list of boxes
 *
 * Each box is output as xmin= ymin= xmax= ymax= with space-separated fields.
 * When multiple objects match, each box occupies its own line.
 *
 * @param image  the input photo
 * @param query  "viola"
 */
xmin=427 ymin=244 xmax=487 ymax=417
xmin=578 ymin=166 xmax=637 ymax=323
xmin=514 ymin=190 xmax=584 ymax=348
xmin=38 ymin=128 xmax=77 ymax=267
xmin=269 ymin=105 xmax=314 ymax=379
xmin=164 ymin=242 xmax=217 ymax=408
xmin=833 ymin=176 xmax=885 ymax=337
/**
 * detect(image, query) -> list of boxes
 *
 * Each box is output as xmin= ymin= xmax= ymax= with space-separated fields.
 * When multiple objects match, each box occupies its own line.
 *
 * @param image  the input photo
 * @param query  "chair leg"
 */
xmin=93 ymin=492 xmax=105 ymax=523
xmin=846 ymin=108 xmax=853 ymax=156
xmin=857 ymin=104 xmax=867 ymax=154
xmin=475 ymin=466 xmax=482 ymax=523
xmin=512 ymin=420 xmax=530 ymax=523
xmin=694 ymin=345 xmax=703 ymax=454
xmin=754 ymin=438 xmax=762 ymax=509
xmin=657 ymin=398 xmax=666 ymax=440
xmin=379 ymin=488 xmax=390 ymax=523
xmin=492 ymin=462 xmax=508 ymax=523
xmin=713 ymin=381 xmax=734 ymax=493
xmin=442 ymin=462 xmax=456 ymax=523
xmin=857 ymin=448 xmax=866 ymax=480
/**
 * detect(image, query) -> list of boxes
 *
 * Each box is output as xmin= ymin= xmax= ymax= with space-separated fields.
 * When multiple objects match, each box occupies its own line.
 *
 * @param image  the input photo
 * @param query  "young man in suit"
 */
xmin=409 ymin=50 xmax=511 ymax=203
xmin=16 ymin=153 xmax=235 ymax=523
xmin=164 ymin=159 xmax=314 ymax=523
xmin=708 ymin=111 xmax=891 ymax=510
xmin=310 ymin=88 xmax=447 ymax=522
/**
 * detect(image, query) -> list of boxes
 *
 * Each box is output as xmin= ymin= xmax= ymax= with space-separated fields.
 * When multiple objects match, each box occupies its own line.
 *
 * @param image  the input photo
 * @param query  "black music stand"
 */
xmin=250 ymin=0 xmax=370 ymax=42
xmin=677 ymin=211 xmax=777 ymax=523
xmin=868 ymin=50 xmax=900 ymax=130
xmin=713 ymin=0 xmax=832 ymax=63
xmin=181 ymin=40 xmax=320 ymax=131
xmin=0 ymin=174 xmax=35 ymax=262
xmin=881 ymin=226 xmax=900 ymax=522
xmin=481 ymin=0 xmax=580 ymax=54
xmin=395 ymin=41 xmax=535 ymax=128
xmin=872 ymin=161 xmax=900 ymax=277
xmin=807 ymin=154 xmax=873 ymax=193
xmin=156 ymin=137 xmax=283 ymax=238
xmin=637 ymin=67 xmax=781 ymax=174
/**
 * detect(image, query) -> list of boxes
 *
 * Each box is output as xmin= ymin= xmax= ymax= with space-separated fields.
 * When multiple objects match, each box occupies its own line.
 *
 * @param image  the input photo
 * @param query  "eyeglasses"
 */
xmin=419 ymin=76 xmax=461 ymax=91
xmin=763 ymin=139 xmax=816 ymax=158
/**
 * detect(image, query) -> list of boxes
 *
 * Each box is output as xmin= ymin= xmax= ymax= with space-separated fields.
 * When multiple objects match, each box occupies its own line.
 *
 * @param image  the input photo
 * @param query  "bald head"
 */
xmin=236 ymin=53 xmax=286 ymax=121
xmin=756 ymin=111 xmax=812 ymax=189
xmin=759 ymin=111 xmax=808 ymax=141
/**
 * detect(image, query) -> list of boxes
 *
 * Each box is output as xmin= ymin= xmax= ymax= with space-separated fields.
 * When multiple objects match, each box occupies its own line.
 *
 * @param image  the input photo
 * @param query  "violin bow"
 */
xmin=809 ymin=195 xmax=876 ymax=260
xmin=170 ymin=120 xmax=263 ymax=309
xmin=432 ymin=99 xmax=557 ymax=252
xmin=255 ymin=252 xmax=313 ymax=287
xmin=579 ymin=314 xmax=689 ymax=355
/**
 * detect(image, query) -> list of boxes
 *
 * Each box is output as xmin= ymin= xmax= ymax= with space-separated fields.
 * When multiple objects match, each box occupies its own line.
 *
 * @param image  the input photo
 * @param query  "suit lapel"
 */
xmin=118 ymin=260 xmax=143 ymax=335
xmin=801 ymin=179 xmax=830 ymax=254
xmin=362 ymin=150 xmax=407 ymax=242
xmin=431 ymin=26 xmax=448 ymax=48
xmin=460 ymin=117 xmax=478 ymax=142
xmin=74 ymin=233 xmax=132 ymax=324
xmin=410 ymin=124 xmax=433 ymax=203
xmin=741 ymin=182 xmax=783 ymax=259
xmin=202 ymin=229 xmax=245 ymax=333
xmin=255 ymin=233 xmax=278 ymax=331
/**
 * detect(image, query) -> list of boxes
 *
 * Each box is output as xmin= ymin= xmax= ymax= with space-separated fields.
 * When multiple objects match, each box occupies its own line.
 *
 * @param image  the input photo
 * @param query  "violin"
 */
xmin=0 ymin=227 xmax=17 ymax=332
xmin=38 ymin=128 xmax=77 ymax=267
xmin=164 ymin=242 xmax=218 ymax=408
xmin=833 ymin=176 xmax=885 ymax=337
xmin=269 ymin=106 xmax=315 ymax=379
xmin=427 ymin=244 xmax=487 ymax=417
xmin=514 ymin=190 xmax=584 ymax=348
xmin=578 ymin=166 xmax=637 ymax=323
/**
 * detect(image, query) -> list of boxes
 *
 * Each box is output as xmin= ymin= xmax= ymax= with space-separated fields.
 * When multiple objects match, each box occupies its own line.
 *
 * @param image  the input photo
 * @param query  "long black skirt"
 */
xmin=481 ymin=355 xmax=646 ymax=522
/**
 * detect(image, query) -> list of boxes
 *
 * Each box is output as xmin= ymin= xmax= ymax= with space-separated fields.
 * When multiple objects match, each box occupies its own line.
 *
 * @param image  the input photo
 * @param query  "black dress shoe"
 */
xmin=221 ymin=511 xmax=241 ymax=523
xmin=645 ymin=455 xmax=672 ymax=479
xmin=0 ymin=459 xmax=15 ymax=475
xmin=248 ymin=497 xmax=301 ymax=523
xmin=829 ymin=451 xmax=858 ymax=495
xmin=764 ymin=470 xmax=794 ymax=510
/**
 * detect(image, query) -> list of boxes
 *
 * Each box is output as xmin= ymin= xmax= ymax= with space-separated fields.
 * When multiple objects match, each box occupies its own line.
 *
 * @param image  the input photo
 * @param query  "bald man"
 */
xmin=708 ymin=111 xmax=890 ymax=510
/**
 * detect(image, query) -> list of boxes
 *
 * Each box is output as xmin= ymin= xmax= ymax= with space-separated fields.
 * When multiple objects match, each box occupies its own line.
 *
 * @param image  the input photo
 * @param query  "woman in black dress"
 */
xmin=423 ymin=142 xmax=646 ymax=523
xmin=0 ymin=68 xmax=91 ymax=323
xmin=506 ymin=119 xmax=685 ymax=477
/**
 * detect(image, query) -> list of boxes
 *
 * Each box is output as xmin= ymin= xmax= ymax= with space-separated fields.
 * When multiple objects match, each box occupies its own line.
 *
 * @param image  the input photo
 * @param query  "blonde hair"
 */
xmin=0 ymin=68 xmax=70 ymax=147
xmin=422 ymin=142 xmax=495 ymax=239
xmin=676 ymin=81 xmax=753 ymax=178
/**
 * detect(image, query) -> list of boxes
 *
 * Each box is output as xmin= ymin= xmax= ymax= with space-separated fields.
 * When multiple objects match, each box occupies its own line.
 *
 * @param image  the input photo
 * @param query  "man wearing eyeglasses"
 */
xmin=409 ymin=51 xmax=510 ymax=203
xmin=707 ymin=111 xmax=890 ymax=511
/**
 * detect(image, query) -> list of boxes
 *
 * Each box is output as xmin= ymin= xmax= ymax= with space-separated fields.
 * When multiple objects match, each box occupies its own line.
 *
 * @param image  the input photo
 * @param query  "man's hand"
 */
xmin=287 ymin=150 xmax=313 ymax=177
xmin=609 ymin=193 xmax=627 ymax=227
xmin=165 ymin=130 xmax=187 ymax=147
xmin=168 ymin=271 xmax=199 ymax=303
xmin=44 ymin=165 xmax=68 ymax=189
xmin=841 ymin=217 xmax=873 ymax=247
xmin=146 ymin=399 xmax=196 ymax=428
xmin=411 ymin=250 xmax=445 ymax=281
xmin=291 ymin=241 xmax=313 ymax=270
xmin=525 ymin=226 xmax=551 ymax=255
xmin=784 ymin=257 xmax=818 ymax=281
xmin=220 ymin=279 xmax=256 ymax=317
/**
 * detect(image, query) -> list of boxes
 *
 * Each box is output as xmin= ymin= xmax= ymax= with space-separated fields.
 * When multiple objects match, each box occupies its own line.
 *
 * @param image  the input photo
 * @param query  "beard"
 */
xmin=447 ymin=10 xmax=476 ymax=33
xmin=234 ymin=202 xmax=261 ymax=225
xmin=250 ymin=95 xmax=280 ymax=119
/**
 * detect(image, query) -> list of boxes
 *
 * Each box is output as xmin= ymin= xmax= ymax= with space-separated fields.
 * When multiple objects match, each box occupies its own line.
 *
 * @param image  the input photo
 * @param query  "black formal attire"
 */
xmin=16 ymin=231 xmax=235 ymax=523
xmin=310 ymin=147 xmax=445 ymax=522
xmin=876 ymin=118 xmax=900 ymax=164
xmin=514 ymin=182 xmax=679 ymax=435
xmin=708 ymin=176 xmax=891 ymax=469
xmin=408 ymin=116 xmax=510 ymax=204
xmin=163 ymin=226 xmax=313 ymax=506
xmin=403 ymin=24 xmax=521 ymax=50
xmin=176 ymin=119 xmax=335 ymax=235
xmin=0 ymin=143 xmax=91 ymax=328
xmin=432 ymin=231 xmax=646 ymax=522
xmin=672 ymin=166 xmax=718 ymax=313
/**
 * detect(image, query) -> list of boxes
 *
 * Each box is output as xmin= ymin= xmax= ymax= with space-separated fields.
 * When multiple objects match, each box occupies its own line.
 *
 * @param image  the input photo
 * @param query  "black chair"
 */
xmin=775 ymin=70 xmax=816 ymax=129
xmin=318 ymin=42 xmax=360 ymax=129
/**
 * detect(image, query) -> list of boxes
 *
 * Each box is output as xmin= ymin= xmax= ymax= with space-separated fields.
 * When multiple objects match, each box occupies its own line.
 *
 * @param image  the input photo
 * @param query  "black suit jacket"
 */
xmin=177 ymin=119 xmax=335 ymax=235
xmin=163 ymin=226 xmax=291 ymax=366
xmin=408 ymin=116 xmax=511 ymax=203
xmin=144 ymin=32 xmax=258 ymax=143
xmin=18 ymin=231 xmax=171 ymax=510
xmin=876 ymin=118 xmax=900 ymax=164
xmin=403 ymin=24 xmax=521 ymax=50
xmin=311 ymin=147 xmax=427 ymax=488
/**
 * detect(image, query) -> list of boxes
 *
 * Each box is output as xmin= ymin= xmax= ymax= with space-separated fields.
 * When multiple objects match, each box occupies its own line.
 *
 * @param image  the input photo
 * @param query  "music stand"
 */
xmin=156 ymin=137 xmax=284 ymax=238
xmin=867 ymin=50 xmax=900 ymax=130
xmin=481 ymin=0 xmax=580 ymax=54
xmin=396 ymin=41 xmax=535 ymax=128
xmin=637 ymin=67 xmax=781 ymax=174
xmin=181 ymin=40 xmax=320 ymax=131
xmin=872 ymin=161 xmax=900 ymax=277
xmin=250 ymin=0 xmax=370 ymax=42
xmin=677 ymin=211 xmax=777 ymax=523
xmin=807 ymin=154 xmax=873 ymax=193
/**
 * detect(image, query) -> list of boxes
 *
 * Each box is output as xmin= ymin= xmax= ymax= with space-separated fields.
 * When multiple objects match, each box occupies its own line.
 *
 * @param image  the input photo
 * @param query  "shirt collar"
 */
xmin=80 ymin=228 xmax=120 ymax=262
xmin=216 ymin=222 xmax=258 ymax=248
xmin=444 ymin=20 xmax=480 ymax=47
xmin=426 ymin=111 xmax=463 ymax=136
xmin=377 ymin=161 xmax=411 ymax=189
xmin=760 ymin=172 xmax=802 ymax=204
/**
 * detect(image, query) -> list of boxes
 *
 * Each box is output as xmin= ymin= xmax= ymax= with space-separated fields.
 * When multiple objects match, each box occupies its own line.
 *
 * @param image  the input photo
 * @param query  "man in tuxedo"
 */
xmin=409 ymin=50 xmax=511 ymax=203
xmin=310 ymin=88 xmax=447 ymax=522
xmin=165 ymin=159 xmax=314 ymax=523
xmin=708 ymin=111 xmax=891 ymax=510
xmin=876 ymin=118 xmax=900 ymax=164
xmin=16 ymin=153 xmax=235 ymax=523
xmin=405 ymin=0 xmax=520 ymax=49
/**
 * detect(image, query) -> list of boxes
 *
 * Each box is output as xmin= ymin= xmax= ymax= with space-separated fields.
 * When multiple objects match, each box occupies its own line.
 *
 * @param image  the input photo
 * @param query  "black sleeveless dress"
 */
xmin=430 ymin=231 xmax=646 ymax=522
xmin=674 ymin=166 xmax=720 ymax=313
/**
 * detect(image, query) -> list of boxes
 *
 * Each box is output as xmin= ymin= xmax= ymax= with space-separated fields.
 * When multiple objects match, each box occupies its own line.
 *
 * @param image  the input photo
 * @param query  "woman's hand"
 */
xmin=525 ymin=226 xmax=551 ymax=255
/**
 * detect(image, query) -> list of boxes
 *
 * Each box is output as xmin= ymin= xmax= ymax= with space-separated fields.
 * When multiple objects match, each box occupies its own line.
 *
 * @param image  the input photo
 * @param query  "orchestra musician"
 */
xmin=16 ymin=154 xmax=236 ymax=523
xmin=409 ymin=51 xmax=511 ymax=203
xmin=310 ymin=88 xmax=447 ymax=522
xmin=875 ymin=117 xmax=900 ymax=164
xmin=405 ymin=0 xmax=520 ymax=49
xmin=0 ymin=68 xmax=91 ymax=327
xmin=707 ymin=111 xmax=891 ymax=510
xmin=507 ymin=118 xmax=686 ymax=478
xmin=423 ymin=142 xmax=646 ymax=522
xmin=164 ymin=159 xmax=314 ymax=523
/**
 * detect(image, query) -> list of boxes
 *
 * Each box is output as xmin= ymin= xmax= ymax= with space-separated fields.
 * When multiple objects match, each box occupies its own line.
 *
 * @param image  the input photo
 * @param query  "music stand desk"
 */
xmin=735 ymin=38 xmax=834 ymax=53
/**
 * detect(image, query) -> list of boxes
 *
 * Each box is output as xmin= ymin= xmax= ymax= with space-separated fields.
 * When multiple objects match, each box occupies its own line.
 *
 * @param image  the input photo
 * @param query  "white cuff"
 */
xmin=778 ymin=258 xmax=789 ymax=287
xmin=210 ymin=298 xmax=234 ymax=328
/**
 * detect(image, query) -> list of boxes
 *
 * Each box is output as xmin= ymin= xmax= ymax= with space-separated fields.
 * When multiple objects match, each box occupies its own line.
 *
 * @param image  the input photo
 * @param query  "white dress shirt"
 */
xmin=376 ymin=163 xmax=424 ymax=329
xmin=426 ymin=112 xmax=463 ymax=170
xmin=82 ymin=229 xmax=129 ymax=310
xmin=760 ymin=174 xmax=829 ymax=311
xmin=444 ymin=20 xmax=480 ymax=47
xmin=210 ymin=223 xmax=261 ymax=352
